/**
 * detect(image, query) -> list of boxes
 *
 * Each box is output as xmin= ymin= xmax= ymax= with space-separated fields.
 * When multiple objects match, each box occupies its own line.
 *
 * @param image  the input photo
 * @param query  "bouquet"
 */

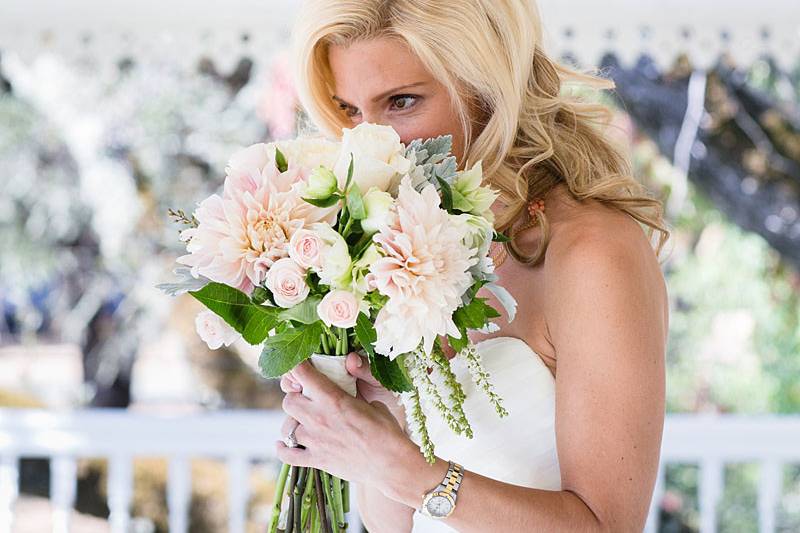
xmin=159 ymin=122 xmax=517 ymax=532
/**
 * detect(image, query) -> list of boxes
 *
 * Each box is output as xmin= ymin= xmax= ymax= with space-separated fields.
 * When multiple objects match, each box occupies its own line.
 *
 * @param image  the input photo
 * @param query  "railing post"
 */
xmin=51 ymin=456 xmax=77 ymax=533
xmin=758 ymin=460 xmax=781 ymax=533
xmin=227 ymin=455 xmax=248 ymax=533
xmin=167 ymin=456 xmax=191 ymax=533
xmin=0 ymin=456 xmax=18 ymax=533
xmin=699 ymin=458 xmax=723 ymax=533
xmin=108 ymin=454 xmax=133 ymax=533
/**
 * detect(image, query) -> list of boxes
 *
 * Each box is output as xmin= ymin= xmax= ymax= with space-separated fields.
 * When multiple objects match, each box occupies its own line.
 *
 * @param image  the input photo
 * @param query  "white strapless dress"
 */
xmin=409 ymin=336 xmax=561 ymax=532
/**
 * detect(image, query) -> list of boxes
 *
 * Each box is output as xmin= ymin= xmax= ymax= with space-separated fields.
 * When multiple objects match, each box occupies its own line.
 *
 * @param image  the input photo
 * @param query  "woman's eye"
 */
xmin=390 ymin=95 xmax=418 ymax=111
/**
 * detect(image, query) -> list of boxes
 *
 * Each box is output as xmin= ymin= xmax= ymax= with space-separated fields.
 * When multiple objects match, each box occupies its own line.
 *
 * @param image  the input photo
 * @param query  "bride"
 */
xmin=277 ymin=0 xmax=670 ymax=531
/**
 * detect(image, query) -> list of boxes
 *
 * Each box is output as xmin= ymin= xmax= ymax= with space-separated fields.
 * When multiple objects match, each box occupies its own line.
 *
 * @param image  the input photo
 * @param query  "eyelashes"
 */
xmin=337 ymin=94 xmax=421 ymax=119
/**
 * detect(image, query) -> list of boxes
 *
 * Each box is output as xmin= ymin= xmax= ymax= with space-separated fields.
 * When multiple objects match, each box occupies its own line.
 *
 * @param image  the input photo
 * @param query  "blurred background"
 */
xmin=0 ymin=0 xmax=798 ymax=532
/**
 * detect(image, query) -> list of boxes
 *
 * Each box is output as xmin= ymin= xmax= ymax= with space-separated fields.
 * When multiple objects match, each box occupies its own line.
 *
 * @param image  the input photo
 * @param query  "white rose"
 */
xmin=308 ymin=223 xmax=352 ymax=289
xmin=265 ymin=258 xmax=310 ymax=308
xmin=195 ymin=310 xmax=240 ymax=350
xmin=268 ymin=136 xmax=341 ymax=171
xmin=333 ymin=123 xmax=411 ymax=192
xmin=361 ymin=187 xmax=395 ymax=234
xmin=317 ymin=290 xmax=360 ymax=328
xmin=452 ymin=212 xmax=494 ymax=259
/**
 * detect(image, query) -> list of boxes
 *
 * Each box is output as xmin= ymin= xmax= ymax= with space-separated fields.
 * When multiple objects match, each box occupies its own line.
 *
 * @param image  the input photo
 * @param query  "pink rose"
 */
xmin=317 ymin=290 xmax=360 ymax=328
xmin=289 ymin=228 xmax=324 ymax=269
xmin=265 ymin=258 xmax=310 ymax=308
xmin=195 ymin=310 xmax=240 ymax=349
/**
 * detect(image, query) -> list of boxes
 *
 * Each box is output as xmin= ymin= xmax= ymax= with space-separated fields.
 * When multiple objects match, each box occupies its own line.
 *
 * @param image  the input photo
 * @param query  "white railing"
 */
xmin=647 ymin=414 xmax=800 ymax=533
xmin=0 ymin=410 xmax=798 ymax=533
xmin=0 ymin=408 xmax=362 ymax=533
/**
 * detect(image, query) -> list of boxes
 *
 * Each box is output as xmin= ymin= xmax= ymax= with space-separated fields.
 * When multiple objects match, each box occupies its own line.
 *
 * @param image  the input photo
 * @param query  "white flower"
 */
xmin=268 ymin=136 xmax=341 ymax=172
xmin=317 ymin=290 xmax=361 ymax=328
xmin=452 ymin=212 xmax=494 ymax=259
xmin=333 ymin=122 xmax=411 ymax=192
xmin=361 ymin=187 xmax=395 ymax=234
xmin=307 ymin=223 xmax=352 ymax=289
xmin=351 ymin=243 xmax=382 ymax=294
xmin=195 ymin=310 xmax=240 ymax=350
xmin=264 ymin=257 xmax=310 ymax=308
xmin=302 ymin=166 xmax=338 ymax=199
xmin=451 ymin=161 xmax=499 ymax=220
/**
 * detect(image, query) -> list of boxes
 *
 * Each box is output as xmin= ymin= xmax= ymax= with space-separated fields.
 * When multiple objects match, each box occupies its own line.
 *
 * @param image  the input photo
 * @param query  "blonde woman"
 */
xmin=278 ymin=1 xmax=671 ymax=531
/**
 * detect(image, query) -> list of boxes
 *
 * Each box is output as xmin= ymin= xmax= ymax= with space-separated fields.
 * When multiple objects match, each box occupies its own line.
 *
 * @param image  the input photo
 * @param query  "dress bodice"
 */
xmin=409 ymin=336 xmax=561 ymax=532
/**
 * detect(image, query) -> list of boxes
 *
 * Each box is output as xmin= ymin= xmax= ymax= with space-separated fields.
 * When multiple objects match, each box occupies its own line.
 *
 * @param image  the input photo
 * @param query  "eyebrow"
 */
xmin=332 ymin=81 xmax=428 ymax=106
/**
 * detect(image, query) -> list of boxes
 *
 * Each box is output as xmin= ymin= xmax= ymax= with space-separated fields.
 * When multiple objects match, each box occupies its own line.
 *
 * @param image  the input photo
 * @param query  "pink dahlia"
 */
xmin=369 ymin=177 xmax=477 ymax=359
xmin=178 ymin=144 xmax=337 ymax=294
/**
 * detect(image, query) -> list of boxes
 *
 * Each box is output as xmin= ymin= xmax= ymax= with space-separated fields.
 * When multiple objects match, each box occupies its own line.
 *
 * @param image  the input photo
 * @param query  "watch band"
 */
xmin=438 ymin=461 xmax=463 ymax=496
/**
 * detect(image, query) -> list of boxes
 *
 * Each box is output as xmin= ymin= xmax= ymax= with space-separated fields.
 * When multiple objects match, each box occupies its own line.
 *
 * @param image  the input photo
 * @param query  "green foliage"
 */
xmin=277 ymin=296 xmax=321 ymax=325
xmin=354 ymin=312 xmax=413 ymax=392
xmin=189 ymin=283 xmax=280 ymax=345
xmin=258 ymin=322 xmax=323 ymax=378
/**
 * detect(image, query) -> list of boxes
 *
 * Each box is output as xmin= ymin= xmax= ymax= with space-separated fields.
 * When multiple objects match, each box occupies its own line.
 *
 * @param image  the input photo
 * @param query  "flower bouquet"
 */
xmin=158 ymin=122 xmax=517 ymax=532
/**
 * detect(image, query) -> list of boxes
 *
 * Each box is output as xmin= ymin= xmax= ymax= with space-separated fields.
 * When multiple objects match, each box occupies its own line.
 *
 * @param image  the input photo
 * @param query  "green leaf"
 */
xmin=258 ymin=322 xmax=323 ymax=378
xmin=277 ymin=296 xmax=321 ymax=324
xmin=344 ymin=153 xmax=354 ymax=191
xmin=492 ymin=231 xmax=511 ymax=243
xmin=447 ymin=330 xmax=469 ymax=353
xmin=275 ymin=147 xmax=288 ymax=173
xmin=346 ymin=183 xmax=366 ymax=220
xmin=436 ymin=176 xmax=454 ymax=211
xmin=189 ymin=282 xmax=281 ymax=345
xmin=453 ymin=295 xmax=501 ymax=330
xmin=303 ymin=194 xmax=341 ymax=208
xmin=250 ymin=286 xmax=270 ymax=305
xmin=354 ymin=312 xmax=413 ymax=392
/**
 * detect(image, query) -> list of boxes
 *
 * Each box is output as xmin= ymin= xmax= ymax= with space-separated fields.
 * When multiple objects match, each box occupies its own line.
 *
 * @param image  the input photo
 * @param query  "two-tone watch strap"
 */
xmin=438 ymin=461 xmax=464 ymax=499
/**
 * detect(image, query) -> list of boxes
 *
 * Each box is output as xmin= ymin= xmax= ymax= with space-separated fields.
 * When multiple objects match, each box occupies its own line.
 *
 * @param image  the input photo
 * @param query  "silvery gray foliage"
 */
xmin=156 ymin=267 xmax=211 ymax=296
xmin=404 ymin=134 xmax=459 ymax=192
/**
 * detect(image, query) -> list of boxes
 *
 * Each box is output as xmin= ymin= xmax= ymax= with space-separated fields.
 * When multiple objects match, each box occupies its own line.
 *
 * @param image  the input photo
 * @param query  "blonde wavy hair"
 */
xmin=291 ymin=0 xmax=670 ymax=265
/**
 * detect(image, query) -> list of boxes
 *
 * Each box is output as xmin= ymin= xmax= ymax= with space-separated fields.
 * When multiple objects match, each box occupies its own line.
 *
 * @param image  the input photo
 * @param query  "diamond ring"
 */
xmin=284 ymin=421 xmax=300 ymax=448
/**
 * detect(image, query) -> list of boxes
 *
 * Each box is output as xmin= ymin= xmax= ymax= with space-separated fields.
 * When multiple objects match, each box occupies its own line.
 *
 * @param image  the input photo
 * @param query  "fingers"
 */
xmin=282 ymin=391 xmax=313 ymax=424
xmin=280 ymin=416 xmax=300 ymax=437
xmin=345 ymin=351 xmax=379 ymax=385
xmin=291 ymin=360 xmax=343 ymax=401
xmin=276 ymin=441 xmax=314 ymax=467
xmin=280 ymin=373 xmax=302 ymax=393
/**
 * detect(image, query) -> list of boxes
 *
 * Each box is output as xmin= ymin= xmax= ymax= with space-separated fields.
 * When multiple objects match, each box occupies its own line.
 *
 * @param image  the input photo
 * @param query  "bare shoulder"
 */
xmin=542 ymin=197 xmax=669 ymax=342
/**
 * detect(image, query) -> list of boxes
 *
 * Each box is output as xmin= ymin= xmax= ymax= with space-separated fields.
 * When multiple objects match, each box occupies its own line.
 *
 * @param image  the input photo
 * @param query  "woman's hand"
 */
xmin=280 ymin=351 xmax=407 ymax=430
xmin=276 ymin=360 xmax=425 ymax=496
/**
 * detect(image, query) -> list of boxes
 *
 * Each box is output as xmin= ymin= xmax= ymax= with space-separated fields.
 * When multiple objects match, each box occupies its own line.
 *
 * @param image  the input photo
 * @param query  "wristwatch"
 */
xmin=420 ymin=461 xmax=464 ymax=519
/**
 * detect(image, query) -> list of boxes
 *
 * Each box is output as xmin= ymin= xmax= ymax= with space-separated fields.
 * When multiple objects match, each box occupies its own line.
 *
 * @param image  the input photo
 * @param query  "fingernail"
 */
xmin=291 ymin=383 xmax=302 ymax=391
xmin=355 ymin=356 xmax=363 ymax=368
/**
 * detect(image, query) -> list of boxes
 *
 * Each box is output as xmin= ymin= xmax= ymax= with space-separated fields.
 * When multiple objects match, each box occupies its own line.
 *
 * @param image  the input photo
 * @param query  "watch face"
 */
xmin=425 ymin=494 xmax=453 ymax=518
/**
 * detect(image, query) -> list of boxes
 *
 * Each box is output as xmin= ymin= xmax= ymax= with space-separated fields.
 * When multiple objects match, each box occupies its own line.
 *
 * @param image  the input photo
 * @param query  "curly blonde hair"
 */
xmin=291 ymin=0 xmax=670 ymax=265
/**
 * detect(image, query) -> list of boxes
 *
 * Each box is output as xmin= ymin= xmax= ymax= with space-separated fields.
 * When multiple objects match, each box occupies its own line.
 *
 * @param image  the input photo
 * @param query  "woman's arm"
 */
xmin=383 ymin=225 xmax=668 ymax=531
xmin=356 ymin=483 xmax=414 ymax=533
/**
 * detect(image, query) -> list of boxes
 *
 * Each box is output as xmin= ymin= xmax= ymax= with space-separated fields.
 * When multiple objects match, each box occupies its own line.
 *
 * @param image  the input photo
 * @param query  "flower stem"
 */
xmin=342 ymin=479 xmax=350 ymax=514
xmin=331 ymin=475 xmax=346 ymax=530
xmin=321 ymin=332 xmax=330 ymax=354
xmin=301 ymin=467 xmax=315 ymax=529
xmin=285 ymin=466 xmax=298 ymax=533
xmin=321 ymin=471 xmax=336 ymax=531
xmin=314 ymin=468 xmax=333 ymax=533
xmin=268 ymin=462 xmax=290 ymax=532
xmin=293 ymin=467 xmax=308 ymax=532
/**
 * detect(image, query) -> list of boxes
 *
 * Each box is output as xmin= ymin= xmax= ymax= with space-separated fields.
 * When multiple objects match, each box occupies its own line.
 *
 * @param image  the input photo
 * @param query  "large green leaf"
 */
xmin=354 ymin=312 xmax=413 ymax=392
xmin=189 ymin=283 xmax=280 ymax=345
xmin=278 ymin=296 xmax=321 ymax=324
xmin=258 ymin=322 xmax=324 ymax=378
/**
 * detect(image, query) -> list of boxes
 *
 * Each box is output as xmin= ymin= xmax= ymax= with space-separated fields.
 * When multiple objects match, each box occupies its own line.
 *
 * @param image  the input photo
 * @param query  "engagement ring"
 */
xmin=284 ymin=421 xmax=300 ymax=448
